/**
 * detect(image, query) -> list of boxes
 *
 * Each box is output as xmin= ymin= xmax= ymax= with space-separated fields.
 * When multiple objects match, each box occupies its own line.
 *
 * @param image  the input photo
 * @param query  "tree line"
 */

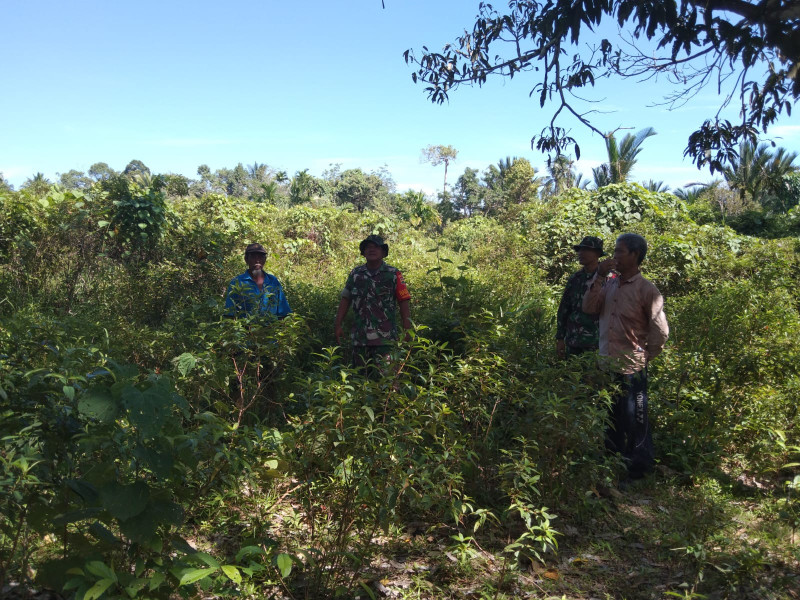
xmin=2 ymin=133 xmax=797 ymax=239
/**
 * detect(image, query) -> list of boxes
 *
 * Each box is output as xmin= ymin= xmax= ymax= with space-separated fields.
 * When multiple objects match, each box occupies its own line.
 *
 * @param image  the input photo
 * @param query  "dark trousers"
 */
xmin=606 ymin=368 xmax=654 ymax=477
xmin=566 ymin=345 xmax=593 ymax=358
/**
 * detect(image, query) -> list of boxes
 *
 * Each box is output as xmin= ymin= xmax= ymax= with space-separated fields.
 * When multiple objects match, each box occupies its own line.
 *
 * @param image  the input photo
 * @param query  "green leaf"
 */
xmin=174 ymin=352 xmax=197 ymax=377
xmin=148 ymin=572 xmax=165 ymax=591
xmin=78 ymin=387 xmax=117 ymax=422
xmin=221 ymin=565 xmax=242 ymax=584
xmin=88 ymin=521 xmax=121 ymax=546
xmin=85 ymin=561 xmax=116 ymax=581
xmin=123 ymin=578 xmax=148 ymax=597
xmin=119 ymin=505 xmax=158 ymax=543
xmin=177 ymin=567 xmax=217 ymax=586
xmin=363 ymin=406 xmax=375 ymax=422
xmin=170 ymin=536 xmax=197 ymax=554
xmin=63 ymin=578 xmax=83 ymax=591
xmin=235 ymin=546 xmax=265 ymax=562
xmin=440 ymin=276 xmax=458 ymax=287
xmin=84 ymin=578 xmax=115 ymax=600
xmin=66 ymin=479 xmax=99 ymax=503
xmin=276 ymin=553 xmax=293 ymax=578
xmin=358 ymin=580 xmax=377 ymax=600
xmin=52 ymin=507 xmax=102 ymax=526
xmin=149 ymin=500 xmax=184 ymax=527
xmin=193 ymin=551 xmax=220 ymax=569
xmin=63 ymin=385 xmax=75 ymax=401
xmin=97 ymin=220 xmax=110 ymax=227
xmin=99 ymin=481 xmax=149 ymax=521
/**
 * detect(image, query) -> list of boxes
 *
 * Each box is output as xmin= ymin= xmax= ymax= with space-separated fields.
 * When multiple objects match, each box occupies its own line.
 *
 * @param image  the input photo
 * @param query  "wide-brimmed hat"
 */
xmin=359 ymin=234 xmax=389 ymax=257
xmin=572 ymin=236 xmax=606 ymax=255
xmin=244 ymin=243 xmax=267 ymax=257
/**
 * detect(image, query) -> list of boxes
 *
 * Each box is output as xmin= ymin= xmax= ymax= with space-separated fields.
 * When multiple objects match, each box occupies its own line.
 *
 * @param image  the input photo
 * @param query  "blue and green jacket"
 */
xmin=225 ymin=271 xmax=291 ymax=319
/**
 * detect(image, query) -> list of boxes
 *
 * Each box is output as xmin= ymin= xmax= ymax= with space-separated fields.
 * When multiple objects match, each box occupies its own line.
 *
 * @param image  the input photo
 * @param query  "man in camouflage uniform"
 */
xmin=334 ymin=235 xmax=412 ymax=369
xmin=556 ymin=236 xmax=606 ymax=358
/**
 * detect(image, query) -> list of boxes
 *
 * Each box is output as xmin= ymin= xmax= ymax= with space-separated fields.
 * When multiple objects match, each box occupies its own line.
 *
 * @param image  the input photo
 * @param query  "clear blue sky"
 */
xmin=2 ymin=0 xmax=798 ymax=194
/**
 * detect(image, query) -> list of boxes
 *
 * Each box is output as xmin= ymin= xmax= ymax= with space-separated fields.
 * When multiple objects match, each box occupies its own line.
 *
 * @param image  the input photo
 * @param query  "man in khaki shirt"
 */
xmin=583 ymin=233 xmax=669 ymax=481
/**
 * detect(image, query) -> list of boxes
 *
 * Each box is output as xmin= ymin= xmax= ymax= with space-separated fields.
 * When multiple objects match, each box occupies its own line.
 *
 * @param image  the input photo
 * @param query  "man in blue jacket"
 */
xmin=225 ymin=243 xmax=291 ymax=319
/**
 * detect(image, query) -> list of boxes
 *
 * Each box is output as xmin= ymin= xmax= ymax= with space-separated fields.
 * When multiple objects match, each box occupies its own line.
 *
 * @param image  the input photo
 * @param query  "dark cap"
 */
xmin=573 ymin=236 xmax=606 ymax=255
xmin=359 ymin=234 xmax=389 ymax=257
xmin=244 ymin=243 xmax=267 ymax=257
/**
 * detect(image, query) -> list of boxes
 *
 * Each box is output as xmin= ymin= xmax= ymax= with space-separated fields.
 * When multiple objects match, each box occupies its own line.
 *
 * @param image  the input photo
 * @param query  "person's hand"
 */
xmin=335 ymin=324 xmax=343 ymax=344
xmin=556 ymin=339 xmax=566 ymax=359
xmin=597 ymin=258 xmax=617 ymax=277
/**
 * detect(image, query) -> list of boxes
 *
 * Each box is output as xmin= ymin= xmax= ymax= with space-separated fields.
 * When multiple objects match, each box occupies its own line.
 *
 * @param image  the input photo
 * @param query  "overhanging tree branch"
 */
xmin=405 ymin=0 xmax=800 ymax=174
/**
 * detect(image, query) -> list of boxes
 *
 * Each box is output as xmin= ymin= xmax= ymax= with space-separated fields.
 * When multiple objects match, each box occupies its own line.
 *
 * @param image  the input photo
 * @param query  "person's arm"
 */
xmin=555 ymin=278 xmax=571 ymax=358
xmin=334 ymin=297 xmax=351 ymax=344
xmin=582 ymin=274 xmax=606 ymax=315
xmin=274 ymin=282 xmax=291 ymax=319
xmin=582 ymin=258 xmax=615 ymax=314
xmin=645 ymin=288 xmax=669 ymax=361
xmin=399 ymin=299 xmax=412 ymax=340
xmin=394 ymin=270 xmax=412 ymax=340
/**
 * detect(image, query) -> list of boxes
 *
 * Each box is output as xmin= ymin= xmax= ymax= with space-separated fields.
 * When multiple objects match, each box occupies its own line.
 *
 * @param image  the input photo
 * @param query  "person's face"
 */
xmin=246 ymin=252 xmax=266 ymax=273
xmin=613 ymin=241 xmax=638 ymax=271
xmin=362 ymin=242 xmax=384 ymax=262
xmin=577 ymin=247 xmax=601 ymax=267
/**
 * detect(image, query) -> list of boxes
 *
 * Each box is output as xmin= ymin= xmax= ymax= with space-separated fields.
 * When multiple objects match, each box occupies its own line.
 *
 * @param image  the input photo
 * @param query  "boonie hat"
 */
xmin=244 ymin=243 xmax=267 ymax=257
xmin=359 ymin=234 xmax=389 ymax=257
xmin=572 ymin=236 xmax=606 ymax=255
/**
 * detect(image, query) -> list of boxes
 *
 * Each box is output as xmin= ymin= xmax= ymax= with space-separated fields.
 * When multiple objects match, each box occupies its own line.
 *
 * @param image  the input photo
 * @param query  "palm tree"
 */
xmin=593 ymin=127 xmax=657 ymax=187
xmin=290 ymin=169 xmax=319 ymax=205
xmin=643 ymin=180 xmax=670 ymax=193
xmin=496 ymin=156 xmax=514 ymax=179
xmin=592 ymin=164 xmax=612 ymax=188
xmin=723 ymin=141 xmax=798 ymax=210
xmin=22 ymin=172 xmax=52 ymax=196
xmin=542 ymin=155 xmax=576 ymax=198
xmin=673 ymin=183 xmax=709 ymax=203
xmin=573 ymin=173 xmax=592 ymax=190
xmin=248 ymin=162 xmax=269 ymax=182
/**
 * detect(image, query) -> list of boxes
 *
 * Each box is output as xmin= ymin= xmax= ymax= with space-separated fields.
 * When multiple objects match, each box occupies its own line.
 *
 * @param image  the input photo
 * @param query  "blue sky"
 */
xmin=2 ymin=0 xmax=798 ymax=194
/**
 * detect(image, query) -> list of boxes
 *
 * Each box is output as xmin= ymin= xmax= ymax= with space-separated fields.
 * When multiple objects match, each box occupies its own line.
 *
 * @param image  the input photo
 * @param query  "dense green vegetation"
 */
xmin=1 ymin=160 xmax=799 ymax=599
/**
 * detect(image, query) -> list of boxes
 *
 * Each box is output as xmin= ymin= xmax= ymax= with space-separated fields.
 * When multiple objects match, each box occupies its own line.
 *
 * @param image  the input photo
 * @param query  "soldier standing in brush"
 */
xmin=334 ymin=235 xmax=412 ymax=370
xmin=556 ymin=236 xmax=606 ymax=359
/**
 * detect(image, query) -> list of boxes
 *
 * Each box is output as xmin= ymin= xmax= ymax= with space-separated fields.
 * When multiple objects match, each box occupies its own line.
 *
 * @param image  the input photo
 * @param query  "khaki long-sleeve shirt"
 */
xmin=582 ymin=272 xmax=669 ymax=374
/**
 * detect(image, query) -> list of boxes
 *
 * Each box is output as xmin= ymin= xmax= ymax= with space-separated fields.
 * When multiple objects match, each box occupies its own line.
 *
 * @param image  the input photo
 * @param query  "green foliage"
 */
xmin=0 ymin=312 xmax=290 ymax=596
xmin=0 ymin=190 xmax=40 ymax=264
xmin=333 ymin=168 xmax=388 ymax=212
xmin=396 ymin=190 xmax=441 ymax=229
xmin=100 ymin=175 xmax=168 ymax=261
xmin=3 ymin=176 xmax=800 ymax=598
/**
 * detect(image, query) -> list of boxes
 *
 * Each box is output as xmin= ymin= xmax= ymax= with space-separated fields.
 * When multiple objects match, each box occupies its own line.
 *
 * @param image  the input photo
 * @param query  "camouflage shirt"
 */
xmin=341 ymin=263 xmax=411 ymax=347
xmin=556 ymin=268 xmax=600 ymax=349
